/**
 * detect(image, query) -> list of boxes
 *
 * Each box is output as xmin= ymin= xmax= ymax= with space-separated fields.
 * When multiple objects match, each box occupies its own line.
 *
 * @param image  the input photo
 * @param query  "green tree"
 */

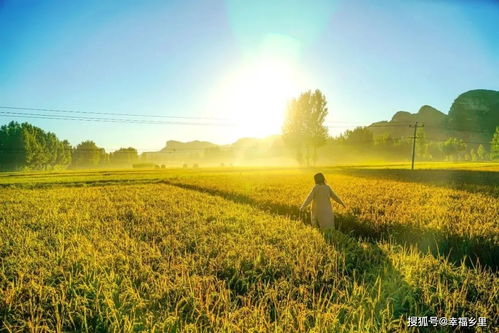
xmin=470 ymin=148 xmax=478 ymax=161
xmin=0 ymin=121 xmax=72 ymax=171
xmin=373 ymin=134 xmax=395 ymax=158
xmin=374 ymin=133 xmax=394 ymax=147
xmin=416 ymin=127 xmax=428 ymax=159
xmin=23 ymin=124 xmax=51 ymax=169
xmin=110 ymin=147 xmax=138 ymax=166
xmin=72 ymin=141 xmax=106 ymax=168
xmin=0 ymin=122 xmax=25 ymax=171
xmin=282 ymin=89 xmax=329 ymax=165
xmin=428 ymin=142 xmax=444 ymax=160
xmin=56 ymin=140 xmax=73 ymax=168
xmin=339 ymin=127 xmax=374 ymax=146
xmin=442 ymin=137 xmax=466 ymax=161
xmin=491 ymin=126 xmax=499 ymax=160
xmin=477 ymin=144 xmax=488 ymax=161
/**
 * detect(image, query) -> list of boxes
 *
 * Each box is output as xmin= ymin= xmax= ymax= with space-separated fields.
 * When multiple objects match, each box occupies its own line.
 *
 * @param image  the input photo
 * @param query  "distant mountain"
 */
xmin=143 ymin=136 xmax=289 ymax=164
xmin=448 ymin=89 xmax=499 ymax=133
xmin=232 ymin=135 xmax=285 ymax=150
xmin=144 ymin=89 xmax=498 ymax=163
xmin=156 ymin=136 xmax=285 ymax=154
xmin=368 ymin=105 xmax=449 ymax=140
xmin=390 ymin=105 xmax=447 ymax=125
xmin=367 ymin=89 xmax=499 ymax=143
xmin=159 ymin=140 xmax=217 ymax=153
xmin=232 ymin=137 xmax=261 ymax=148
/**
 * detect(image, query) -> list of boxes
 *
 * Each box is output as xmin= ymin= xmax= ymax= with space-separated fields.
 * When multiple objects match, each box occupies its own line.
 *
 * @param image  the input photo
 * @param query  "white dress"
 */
xmin=300 ymin=184 xmax=341 ymax=230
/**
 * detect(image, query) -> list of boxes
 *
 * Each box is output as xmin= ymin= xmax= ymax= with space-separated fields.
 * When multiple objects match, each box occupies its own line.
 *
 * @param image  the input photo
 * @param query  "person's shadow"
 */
xmin=337 ymin=168 xmax=499 ymax=196
xmin=333 ymin=210 xmax=498 ymax=271
xmin=319 ymin=228 xmax=435 ymax=331
xmin=165 ymin=179 xmax=498 ymax=271
xmin=164 ymin=179 xmax=495 ymax=330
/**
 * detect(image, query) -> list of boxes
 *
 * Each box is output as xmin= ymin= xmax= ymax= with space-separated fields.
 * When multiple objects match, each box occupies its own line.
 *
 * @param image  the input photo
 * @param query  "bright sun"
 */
xmin=216 ymin=57 xmax=305 ymax=138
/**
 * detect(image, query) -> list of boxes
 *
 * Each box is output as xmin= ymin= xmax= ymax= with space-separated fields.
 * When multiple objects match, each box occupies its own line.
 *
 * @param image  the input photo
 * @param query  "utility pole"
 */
xmin=410 ymin=122 xmax=424 ymax=170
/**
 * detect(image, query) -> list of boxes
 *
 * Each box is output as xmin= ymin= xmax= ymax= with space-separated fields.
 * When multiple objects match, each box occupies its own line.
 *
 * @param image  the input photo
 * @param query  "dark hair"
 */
xmin=314 ymin=172 xmax=326 ymax=185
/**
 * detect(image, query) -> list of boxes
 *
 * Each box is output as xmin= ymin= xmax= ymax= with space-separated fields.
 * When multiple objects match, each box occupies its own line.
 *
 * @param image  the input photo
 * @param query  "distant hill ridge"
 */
xmin=151 ymin=89 xmax=498 ymax=153
xmin=368 ymin=89 xmax=499 ymax=142
xmin=160 ymin=140 xmax=217 ymax=152
xmin=390 ymin=105 xmax=446 ymax=125
xmin=448 ymin=89 xmax=499 ymax=133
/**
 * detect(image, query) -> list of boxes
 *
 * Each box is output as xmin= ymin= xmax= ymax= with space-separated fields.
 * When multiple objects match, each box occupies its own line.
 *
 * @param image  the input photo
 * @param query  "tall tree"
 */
xmin=56 ymin=140 xmax=73 ymax=168
xmin=442 ymin=137 xmax=466 ymax=161
xmin=339 ymin=127 xmax=374 ymax=146
xmin=477 ymin=144 xmax=488 ymax=161
xmin=110 ymin=147 xmax=138 ymax=166
xmin=0 ymin=121 xmax=72 ymax=171
xmin=491 ymin=126 xmax=499 ymax=160
xmin=428 ymin=142 xmax=444 ymax=160
xmin=71 ymin=141 xmax=105 ymax=168
xmin=282 ymin=89 xmax=329 ymax=165
xmin=416 ymin=127 xmax=428 ymax=159
xmin=470 ymin=148 xmax=478 ymax=161
xmin=0 ymin=122 xmax=25 ymax=170
xmin=23 ymin=124 xmax=51 ymax=169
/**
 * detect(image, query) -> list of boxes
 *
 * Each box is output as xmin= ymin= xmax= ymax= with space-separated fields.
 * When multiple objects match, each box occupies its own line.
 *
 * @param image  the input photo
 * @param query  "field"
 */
xmin=0 ymin=164 xmax=498 ymax=332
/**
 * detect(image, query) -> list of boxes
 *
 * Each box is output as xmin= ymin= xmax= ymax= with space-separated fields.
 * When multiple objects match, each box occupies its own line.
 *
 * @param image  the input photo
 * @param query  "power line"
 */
xmin=1 ymin=113 xmax=492 ymax=145
xmin=0 ymin=111 xmax=234 ymax=127
xmin=0 ymin=111 xmax=442 ymax=130
xmin=0 ymin=105 xmax=493 ymax=133
xmin=0 ymin=106 xmax=424 ymax=125
xmin=0 ymin=105 xmax=229 ymax=121
xmin=2 ymin=113 xmax=412 ymax=128
xmin=0 ymin=106 xmax=414 ymax=127
xmin=0 ymin=106 xmax=494 ymax=145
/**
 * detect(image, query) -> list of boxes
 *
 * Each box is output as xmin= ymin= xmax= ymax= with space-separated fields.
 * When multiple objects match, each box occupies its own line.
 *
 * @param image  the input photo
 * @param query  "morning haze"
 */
xmin=0 ymin=0 xmax=498 ymax=158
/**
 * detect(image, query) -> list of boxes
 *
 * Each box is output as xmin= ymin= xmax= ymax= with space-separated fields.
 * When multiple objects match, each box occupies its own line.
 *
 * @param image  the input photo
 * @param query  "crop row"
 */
xmin=164 ymin=170 xmax=499 ymax=268
xmin=0 ymin=182 xmax=497 ymax=331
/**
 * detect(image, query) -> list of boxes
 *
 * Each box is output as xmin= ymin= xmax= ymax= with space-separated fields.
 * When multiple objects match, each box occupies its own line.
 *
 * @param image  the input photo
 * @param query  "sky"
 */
xmin=0 ymin=0 xmax=498 ymax=152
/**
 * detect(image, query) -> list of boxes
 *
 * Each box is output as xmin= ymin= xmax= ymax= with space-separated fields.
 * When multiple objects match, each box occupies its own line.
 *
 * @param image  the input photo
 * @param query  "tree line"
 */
xmin=2 ymin=90 xmax=499 ymax=170
xmin=327 ymin=126 xmax=495 ymax=162
xmin=0 ymin=121 xmax=138 ymax=171
xmin=282 ymin=90 xmax=499 ymax=165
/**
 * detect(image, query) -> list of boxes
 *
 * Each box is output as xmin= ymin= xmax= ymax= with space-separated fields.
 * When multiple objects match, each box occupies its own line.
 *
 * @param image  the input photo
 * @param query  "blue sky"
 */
xmin=1 ymin=0 xmax=498 ymax=151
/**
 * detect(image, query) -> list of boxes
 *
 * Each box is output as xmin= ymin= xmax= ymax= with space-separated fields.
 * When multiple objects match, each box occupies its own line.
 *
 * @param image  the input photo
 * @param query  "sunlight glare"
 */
xmin=215 ymin=57 xmax=307 ymax=139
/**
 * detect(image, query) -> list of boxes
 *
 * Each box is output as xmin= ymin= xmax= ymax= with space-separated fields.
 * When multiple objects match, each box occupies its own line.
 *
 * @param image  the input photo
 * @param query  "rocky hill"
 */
xmin=144 ymin=89 xmax=498 ymax=163
xmin=448 ymin=89 xmax=499 ymax=133
xmin=159 ymin=140 xmax=217 ymax=153
xmin=367 ymin=89 xmax=499 ymax=143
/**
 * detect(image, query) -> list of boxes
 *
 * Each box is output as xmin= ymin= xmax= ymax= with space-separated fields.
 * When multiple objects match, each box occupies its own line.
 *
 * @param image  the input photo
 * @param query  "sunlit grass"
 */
xmin=0 ymin=165 xmax=497 ymax=331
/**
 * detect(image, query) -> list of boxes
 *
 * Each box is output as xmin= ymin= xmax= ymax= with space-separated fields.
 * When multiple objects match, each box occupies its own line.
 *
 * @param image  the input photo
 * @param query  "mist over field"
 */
xmin=2 ymin=88 xmax=498 ymax=171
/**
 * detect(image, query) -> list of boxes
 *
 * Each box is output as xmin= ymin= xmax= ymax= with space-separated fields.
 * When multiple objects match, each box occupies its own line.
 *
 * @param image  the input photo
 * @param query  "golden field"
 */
xmin=0 ymin=164 xmax=497 ymax=332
